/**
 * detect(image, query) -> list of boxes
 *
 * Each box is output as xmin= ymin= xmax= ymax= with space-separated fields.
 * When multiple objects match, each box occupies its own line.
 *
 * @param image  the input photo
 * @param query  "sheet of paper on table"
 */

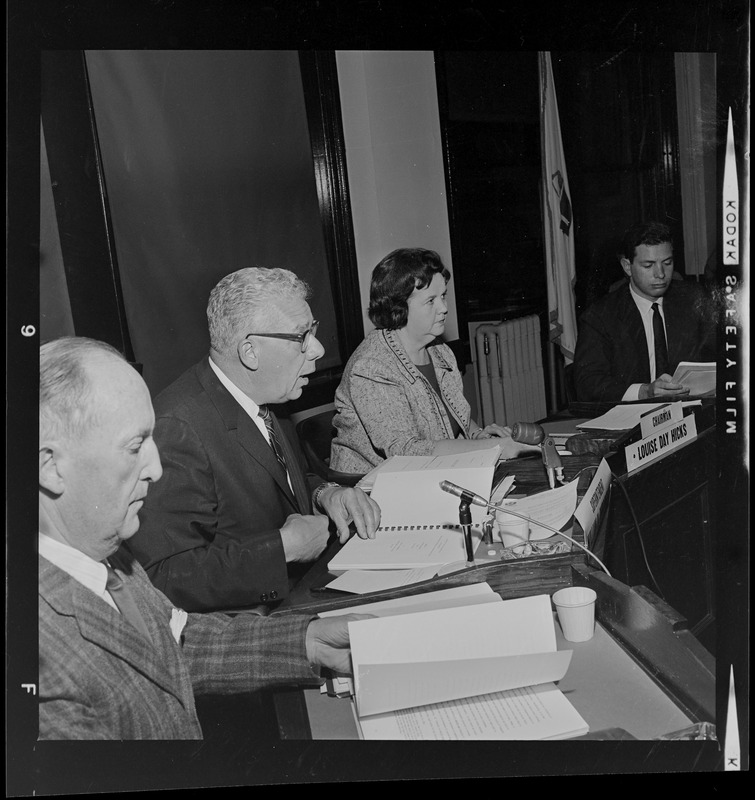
xmin=576 ymin=400 xmax=702 ymax=431
xmin=497 ymin=476 xmax=579 ymax=540
xmin=327 ymin=527 xmax=482 ymax=571
xmin=324 ymin=567 xmax=440 ymax=595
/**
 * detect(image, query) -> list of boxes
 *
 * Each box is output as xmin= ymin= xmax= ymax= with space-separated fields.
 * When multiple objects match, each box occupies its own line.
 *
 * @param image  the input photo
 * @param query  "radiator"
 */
xmin=468 ymin=314 xmax=547 ymax=427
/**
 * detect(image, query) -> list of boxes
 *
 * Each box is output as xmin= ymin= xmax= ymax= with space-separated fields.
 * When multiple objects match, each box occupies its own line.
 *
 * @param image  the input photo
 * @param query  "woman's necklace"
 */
xmin=396 ymin=329 xmax=429 ymax=366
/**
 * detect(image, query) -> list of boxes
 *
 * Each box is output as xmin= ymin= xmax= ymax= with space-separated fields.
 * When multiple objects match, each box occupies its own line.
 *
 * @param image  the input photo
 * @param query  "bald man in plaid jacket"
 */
xmin=38 ymin=337 xmax=362 ymax=739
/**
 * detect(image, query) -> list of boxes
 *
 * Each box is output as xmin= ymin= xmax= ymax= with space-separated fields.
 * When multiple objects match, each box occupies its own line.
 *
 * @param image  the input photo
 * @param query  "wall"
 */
xmin=84 ymin=50 xmax=338 ymax=397
xmin=335 ymin=51 xmax=459 ymax=340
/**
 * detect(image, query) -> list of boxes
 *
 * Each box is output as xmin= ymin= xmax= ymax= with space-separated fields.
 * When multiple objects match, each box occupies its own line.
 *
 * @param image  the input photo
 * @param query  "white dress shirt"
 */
xmin=39 ymin=532 xmax=117 ymax=610
xmin=40 ymin=532 xmax=190 ymax=641
xmin=208 ymin=356 xmax=293 ymax=491
xmin=622 ymin=285 xmax=667 ymax=401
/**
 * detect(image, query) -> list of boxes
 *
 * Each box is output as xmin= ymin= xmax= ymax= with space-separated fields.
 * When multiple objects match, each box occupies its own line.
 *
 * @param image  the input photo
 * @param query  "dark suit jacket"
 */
xmin=572 ymin=281 xmax=716 ymax=403
xmin=38 ymin=547 xmax=318 ymax=739
xmin=128 ymin=357 xmax=320 ymax=612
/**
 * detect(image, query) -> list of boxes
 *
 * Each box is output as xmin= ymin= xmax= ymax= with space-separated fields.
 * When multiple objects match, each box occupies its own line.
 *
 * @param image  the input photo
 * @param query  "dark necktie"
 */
xmin=105 ymin=566 xmax=153 ymax=643
xmin=651 ymin=303 xmax=669 ymax=378
xmin=258 ymin=405 xmax=288 ymax=474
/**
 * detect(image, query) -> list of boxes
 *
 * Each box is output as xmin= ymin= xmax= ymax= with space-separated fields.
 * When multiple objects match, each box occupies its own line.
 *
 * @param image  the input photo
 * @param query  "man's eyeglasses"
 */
xmin=246 ymin=320 xmax=319 ymax=353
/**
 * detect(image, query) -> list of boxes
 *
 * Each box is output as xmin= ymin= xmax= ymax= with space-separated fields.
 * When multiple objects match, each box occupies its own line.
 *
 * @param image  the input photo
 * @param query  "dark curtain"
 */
xmin=85 ymin=50 xmax=338 ymax=396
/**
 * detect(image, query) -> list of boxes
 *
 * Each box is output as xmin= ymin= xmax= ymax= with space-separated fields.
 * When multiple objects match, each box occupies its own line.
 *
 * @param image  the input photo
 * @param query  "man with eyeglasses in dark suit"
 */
xmin=128 ymin=267 xmax=379 ymax=612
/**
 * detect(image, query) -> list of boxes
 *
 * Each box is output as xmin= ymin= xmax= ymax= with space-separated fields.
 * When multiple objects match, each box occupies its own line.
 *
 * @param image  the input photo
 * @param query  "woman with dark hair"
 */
xmin=330 ymin=248 xmax=534 ymax=474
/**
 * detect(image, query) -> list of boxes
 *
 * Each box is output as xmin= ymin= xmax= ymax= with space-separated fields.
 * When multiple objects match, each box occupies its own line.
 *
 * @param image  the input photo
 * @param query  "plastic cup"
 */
xmin=496 ymin=513 xmax=530 ymax=551
xmin=552 ymin=586 xmax=597 ymax=642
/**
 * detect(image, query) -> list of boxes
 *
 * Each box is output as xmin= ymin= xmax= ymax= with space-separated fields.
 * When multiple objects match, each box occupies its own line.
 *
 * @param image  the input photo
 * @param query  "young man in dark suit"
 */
xmin=573 ymin=221 xmax=716 ymax=403
xmin=127 ymin=267 xmax=379 ymax=612
xmin=38 ymin=337 xmax=365 ymax=739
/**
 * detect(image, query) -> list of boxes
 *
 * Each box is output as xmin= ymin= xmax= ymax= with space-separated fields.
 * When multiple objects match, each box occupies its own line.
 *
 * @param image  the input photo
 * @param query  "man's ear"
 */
xmin=238 ymin=337 xmax=260 ymax=370
xmin=620 ymin=258 xmax=632 ymax=278
xmin=39 ymin=442 xmax=65 ymax=496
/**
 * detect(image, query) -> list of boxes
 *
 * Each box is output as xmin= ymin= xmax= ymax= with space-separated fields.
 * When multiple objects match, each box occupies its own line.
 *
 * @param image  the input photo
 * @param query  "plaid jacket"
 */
xmin=38 ymin=548 xmax=320 ymax=739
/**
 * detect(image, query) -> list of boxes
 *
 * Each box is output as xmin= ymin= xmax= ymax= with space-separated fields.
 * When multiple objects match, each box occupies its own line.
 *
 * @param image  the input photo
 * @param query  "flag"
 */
xmin=539 ymin=52 xmax=578 ymax=364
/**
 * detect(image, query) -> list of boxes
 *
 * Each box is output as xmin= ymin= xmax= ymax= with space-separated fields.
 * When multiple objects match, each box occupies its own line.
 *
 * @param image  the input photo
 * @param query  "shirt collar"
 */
xmin=629 ymin=282 xmax=664 ymax=314
xmin=38 ymin=532 xmax=109 ymax=597
xmin=209 ymin=356 xmax=261 ymax=419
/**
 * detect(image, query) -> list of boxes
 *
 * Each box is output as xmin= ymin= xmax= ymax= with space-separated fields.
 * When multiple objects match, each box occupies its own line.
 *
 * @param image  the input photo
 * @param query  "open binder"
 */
xmin=369 ymin=446 xmax=500 ymax=530
xmin=339 ymin=588 xmax=589 ymax=740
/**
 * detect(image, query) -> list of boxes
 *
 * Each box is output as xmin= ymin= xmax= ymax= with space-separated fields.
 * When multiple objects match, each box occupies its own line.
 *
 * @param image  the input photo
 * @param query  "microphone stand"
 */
xmin=540 ymin=436 xmax=565 ymax=489
xmin=458 ymin=499 xmax=475 ymax=564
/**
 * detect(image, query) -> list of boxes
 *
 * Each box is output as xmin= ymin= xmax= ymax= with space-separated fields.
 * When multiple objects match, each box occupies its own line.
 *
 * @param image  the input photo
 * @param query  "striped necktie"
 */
xmin=651 ymin=303 xmax=669 ymax=378
xmin=258 ymin=405 xmax=288 ymax=474
xmin=105 ymin=566 xmax=153 ymax=643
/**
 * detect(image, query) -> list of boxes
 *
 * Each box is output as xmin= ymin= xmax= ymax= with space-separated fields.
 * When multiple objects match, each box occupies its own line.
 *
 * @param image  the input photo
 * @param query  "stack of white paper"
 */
xmin=343 ymin=592 xmax=588 ymax=741
xmin=369 ymin=446 xmax=500 ymax=529
xmin=577 ymin=401 xmax=701 ymax=431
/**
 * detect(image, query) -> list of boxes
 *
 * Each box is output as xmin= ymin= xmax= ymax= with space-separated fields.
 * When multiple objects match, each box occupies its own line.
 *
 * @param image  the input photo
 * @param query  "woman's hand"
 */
xmin=471 ymin=423 xmax=512 ymax=439
xmin=470 ymin=421 xmax=539 ymax=459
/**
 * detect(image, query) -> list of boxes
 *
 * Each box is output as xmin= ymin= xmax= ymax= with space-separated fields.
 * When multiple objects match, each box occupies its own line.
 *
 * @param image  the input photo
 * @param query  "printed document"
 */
xmin=357 ymin=682 xmax=588 ymax=740
xmin=344 ymin=592 xmax=587 ymax=740
xmin=348 ymin=595 xmax=572 ymax=717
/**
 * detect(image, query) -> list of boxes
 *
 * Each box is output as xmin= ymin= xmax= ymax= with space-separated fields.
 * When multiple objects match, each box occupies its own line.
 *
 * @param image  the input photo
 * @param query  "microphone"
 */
xmin=438 ymin=479 xmax=611 ymax=577
xmin=511 ymin=421 xmax=545 ymax=445
xmin=439 ymin=480 xmax=489 ymax=509
xmin=511 ymin=421 xmax=564 ymax=489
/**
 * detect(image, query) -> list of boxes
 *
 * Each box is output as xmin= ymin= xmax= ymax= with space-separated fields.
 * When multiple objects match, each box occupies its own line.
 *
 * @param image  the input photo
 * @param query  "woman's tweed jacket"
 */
xmin=330 ymin=328 xmax=472 ymax=474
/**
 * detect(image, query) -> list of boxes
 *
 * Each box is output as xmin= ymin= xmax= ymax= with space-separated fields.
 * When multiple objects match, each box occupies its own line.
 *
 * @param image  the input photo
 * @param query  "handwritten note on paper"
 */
xmin=498 ymin=478 xmax=579 ymax=540
xmin=327 ymin=528 xmax=473 ymax=571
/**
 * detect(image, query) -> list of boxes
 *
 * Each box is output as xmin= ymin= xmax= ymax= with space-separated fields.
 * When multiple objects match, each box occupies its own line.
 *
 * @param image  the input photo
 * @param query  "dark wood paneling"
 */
xmin=299 ymin=51 xmax=363 ymax=363
xmin=40 ymin=50 xmax=134 ymax=359
xmin=603 ymin=414 xmax=716 ymax=653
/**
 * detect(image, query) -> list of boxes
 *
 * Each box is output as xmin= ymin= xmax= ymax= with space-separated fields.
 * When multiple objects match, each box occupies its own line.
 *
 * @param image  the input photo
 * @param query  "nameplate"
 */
xmin=639 ymin=401 xmax=684 ymax=440
xmin=573 ymin=458 xmax=612 ymax=547
xmin=625 ymin=414 xmax=698 ymax=473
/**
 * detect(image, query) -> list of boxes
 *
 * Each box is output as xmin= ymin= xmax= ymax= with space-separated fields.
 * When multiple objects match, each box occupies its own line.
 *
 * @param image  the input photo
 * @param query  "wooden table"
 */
xmin=270 ymin=401 xmax=718 ymax=747
xmin=595 ymin=401 xmax=717 ymax=653
xmin=272 ymin=562 xmax=716 ymax=744
xmin=279 ymin=399 xmax=717 ymax=629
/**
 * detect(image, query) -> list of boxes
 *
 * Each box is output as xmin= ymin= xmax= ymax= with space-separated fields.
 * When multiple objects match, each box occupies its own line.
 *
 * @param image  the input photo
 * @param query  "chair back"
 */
xmin=293 ymin=404 xmax=365 ymax=487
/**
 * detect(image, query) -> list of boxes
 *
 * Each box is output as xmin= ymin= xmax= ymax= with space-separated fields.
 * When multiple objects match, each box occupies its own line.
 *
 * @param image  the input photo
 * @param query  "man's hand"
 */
xmin=640 ymin=374 xmax=691 ymax=400
xmin=305 ymin=613 xmax=374 ymax=675
xmin=279 ymin=514 xmax=330 ymax=563
xmin=317 ymin=486 xmax=381 ymax=543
